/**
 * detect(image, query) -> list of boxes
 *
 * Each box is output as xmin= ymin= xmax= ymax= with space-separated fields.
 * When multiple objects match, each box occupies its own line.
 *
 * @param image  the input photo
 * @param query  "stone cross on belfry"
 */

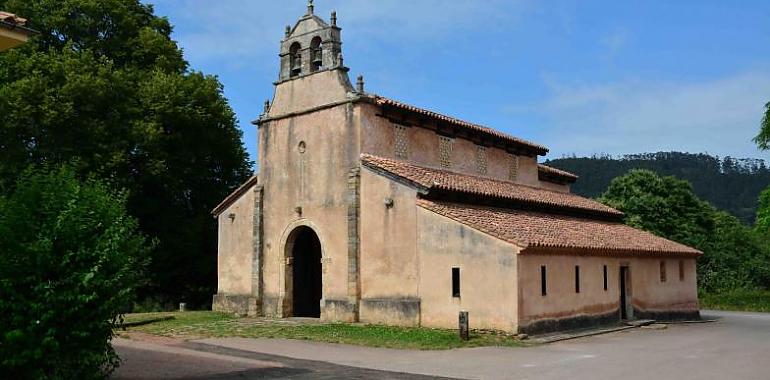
xmin=308 ymin=0 xmax=314 ymax=15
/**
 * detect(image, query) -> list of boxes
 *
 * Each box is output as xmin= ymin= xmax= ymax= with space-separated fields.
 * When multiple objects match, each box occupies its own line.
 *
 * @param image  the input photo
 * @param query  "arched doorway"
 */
xmin=287 ymin=226 xmax=322 ymax=317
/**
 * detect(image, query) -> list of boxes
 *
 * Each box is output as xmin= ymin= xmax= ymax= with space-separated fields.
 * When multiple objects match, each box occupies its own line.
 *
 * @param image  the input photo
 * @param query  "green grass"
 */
xmin=700 ymin=289 xmax=770 ymax=313
xmin=119 ymin=311 xmax=527 ymax=350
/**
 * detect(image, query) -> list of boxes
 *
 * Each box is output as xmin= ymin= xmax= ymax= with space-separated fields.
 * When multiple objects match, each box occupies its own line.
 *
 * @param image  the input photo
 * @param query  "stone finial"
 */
xmin=285 ymin=25 xmax=291 ymax=37
xmin=263 ymin=100 xmax=270 ymax=114
xmin=331 ymin=10 xmax=337 ymax=26
xmin=308 ymin=0 xmax=314 ymax=15
xmin=337 ymin=52 xmax=344 ymax=67
xmin=356 ymin=75 xmax=365 ymax=93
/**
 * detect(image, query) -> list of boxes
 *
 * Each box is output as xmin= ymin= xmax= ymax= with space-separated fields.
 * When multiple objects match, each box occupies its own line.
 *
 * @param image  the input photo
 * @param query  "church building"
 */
xmin=211 ymin=2 xmax=701 ymax=335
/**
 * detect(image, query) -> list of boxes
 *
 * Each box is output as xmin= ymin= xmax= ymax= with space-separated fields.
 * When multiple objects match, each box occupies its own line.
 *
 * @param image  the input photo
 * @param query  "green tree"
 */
xmin=0 ymin=166 xmax=149 ymax=379
xmin=599 ymin=170 xmax=770 ymax=292
xmin=756 ymin=187 xmax=770 ymax=232
xmin=755 ymin=102 xmax=770 ymax=150
xmin=0 ymin=0 xmax=252 ymax=305
xmin=598 ymin=169 xmax=714 ymax=248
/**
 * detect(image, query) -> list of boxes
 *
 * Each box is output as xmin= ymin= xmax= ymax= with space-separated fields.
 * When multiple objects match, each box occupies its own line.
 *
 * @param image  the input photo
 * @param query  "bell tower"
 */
xmin=278 ymin=0 xmax=346 ymax=82
xmin=265 ymin=0 xmax=354 ymax=116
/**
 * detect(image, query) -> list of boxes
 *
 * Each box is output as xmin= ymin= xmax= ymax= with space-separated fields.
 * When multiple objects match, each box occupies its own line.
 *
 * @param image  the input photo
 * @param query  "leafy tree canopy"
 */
xmin=547 ymin=152 xmax=770 ymax=224
xmin=599 ymin=169 xmax=770 ymax=293
xmin=0 ymin=0 xmax=252 ymax=305
xmin=756 ymin=186 xmax=770 ymax=232
xmin=0 ymin=166 xmax=149 ymax=379
xmin=755 ymin=102 xmax=770 ymax=150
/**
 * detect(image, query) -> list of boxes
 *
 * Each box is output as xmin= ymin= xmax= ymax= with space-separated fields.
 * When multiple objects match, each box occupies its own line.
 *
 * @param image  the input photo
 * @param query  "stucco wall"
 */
xmin=358 ymin=103 xmax=540 ymax=187
xmin=269 ymin=70 xmax=353 ymax=116
xmin=216 ymin=189 xmax=256 ymax=295
xmin=538 ymin=180 xmax=570 ymax=193
xmin=517 ymin=254 xmax=699 ymax=333
xmin=630 ymin=258 xmax=700 ymax=315
xmin=259 ymin=100 xmax=360 ymax=320
xmin=358 ymin=168 xmax=421 ymax=325
xmin=417 ymin=208 xmax=519 ymax=331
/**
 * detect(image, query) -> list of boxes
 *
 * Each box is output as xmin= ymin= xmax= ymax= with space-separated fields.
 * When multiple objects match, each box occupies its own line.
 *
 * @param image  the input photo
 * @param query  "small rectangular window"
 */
xmin=603 ymin=265 xmax=608 ymax=291
xmin=679 ymin=260 xmax=685 ymax=281
xmin=660 ymin=261 xmax=667 ymax=282
xmin=540 ymin=265 xmax=547 ymax=296
xmin=575 ymin=265 xmax=580 ymax=293
xmin=452 ymin=267 xmax=460 ymax=298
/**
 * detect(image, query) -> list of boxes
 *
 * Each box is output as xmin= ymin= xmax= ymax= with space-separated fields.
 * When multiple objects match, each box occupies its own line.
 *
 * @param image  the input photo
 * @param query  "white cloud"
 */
xmin=532 ymin=71 xmax=770 ymax=158
xmin=149 ymin=0 xmax=528 ymax=64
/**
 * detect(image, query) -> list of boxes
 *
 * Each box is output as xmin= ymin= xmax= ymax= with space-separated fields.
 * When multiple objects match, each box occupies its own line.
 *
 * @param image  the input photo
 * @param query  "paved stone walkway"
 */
xmin=194 ymin=310 xmax=770 ymax=380
xmin=112 ymin=335 xmax=454 ymax=379
xmin=114 ymin=310 xmax=770 ymax=380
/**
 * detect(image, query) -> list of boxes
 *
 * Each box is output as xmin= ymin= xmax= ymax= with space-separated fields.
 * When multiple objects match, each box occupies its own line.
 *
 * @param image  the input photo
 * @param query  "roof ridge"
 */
xmin=417 ymin=199 xmax=702 ymax=256
xmin=537 ymin=163 xmax=579 ymax=180
xmin=360 ymin=153 xmax=611 ymax=213
xmin=373 ymin=95 xmax=549 ymax=155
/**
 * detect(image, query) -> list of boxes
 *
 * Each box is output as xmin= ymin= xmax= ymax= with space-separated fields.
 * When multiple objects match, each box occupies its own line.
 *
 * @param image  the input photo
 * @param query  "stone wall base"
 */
xmin=633 ymin=308 xmax=701 ymax=321
xmin=518 ymin=310 xmax=620 ymax=336
xmin=359 ymin=297 xmax=421 ymax=326
xmin=322 ymin=299 xmax=358 ymax=322
xmin=212 ymin=294 xmax=258 ymax=317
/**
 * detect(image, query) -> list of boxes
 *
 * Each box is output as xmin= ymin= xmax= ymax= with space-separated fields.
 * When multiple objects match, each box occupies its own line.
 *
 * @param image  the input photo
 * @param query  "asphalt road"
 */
xmin=112 ymin=310 xmax=770 ymax=380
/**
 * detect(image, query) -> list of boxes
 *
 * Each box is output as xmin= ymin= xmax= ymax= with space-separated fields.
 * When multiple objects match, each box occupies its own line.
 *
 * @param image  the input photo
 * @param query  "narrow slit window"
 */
xmin=679 ymin=260 xmax=685 ymax=281
xmin=540 ymin=265 xmax=547 ymax=296
xmin=575 ymin=265 xmax=581 ymax=293
xmin=603 ymin=265 xmax=608 ymax=291
xmin=452 ymin=267 xmax=460 ymax=298
xmin=660 ymin=261 xmax=667 ymax=282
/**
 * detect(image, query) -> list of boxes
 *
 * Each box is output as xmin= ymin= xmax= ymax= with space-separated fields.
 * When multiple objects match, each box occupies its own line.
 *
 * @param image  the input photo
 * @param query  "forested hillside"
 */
xmin=545 ymin=152 xmax=770 ymax=224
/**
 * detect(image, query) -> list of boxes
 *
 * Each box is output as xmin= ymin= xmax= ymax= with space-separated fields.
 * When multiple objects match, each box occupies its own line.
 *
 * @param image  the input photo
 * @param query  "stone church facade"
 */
xmin=212 ymin=3 xmax=701 ymax=334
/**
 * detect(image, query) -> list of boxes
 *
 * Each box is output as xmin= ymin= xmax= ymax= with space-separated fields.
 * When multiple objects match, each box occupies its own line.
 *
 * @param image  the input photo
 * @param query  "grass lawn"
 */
xmin=700 ymin=289 xmax=770 ymax=313
xmin=119 ymin=311 xmax=527 ymax=350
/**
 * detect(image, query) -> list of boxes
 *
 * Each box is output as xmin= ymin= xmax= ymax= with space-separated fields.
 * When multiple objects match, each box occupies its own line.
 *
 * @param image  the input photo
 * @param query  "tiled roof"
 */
xmin=538 ymin=164 xmax=578 ymax=184
xmin=361 ymin=154 xmax=622 ymax=218
xmin=211 ymin=175 xmax=259 ymax=217
xmin=418 ymin=200 xmax=702 ymax=257
xmin=374 ymin=96 xmax=549 ymax=156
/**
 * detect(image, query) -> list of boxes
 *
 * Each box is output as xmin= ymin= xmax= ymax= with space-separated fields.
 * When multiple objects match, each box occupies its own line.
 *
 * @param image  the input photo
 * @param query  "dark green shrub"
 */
xmin=0 ymin=166 xmax=149 ymax=379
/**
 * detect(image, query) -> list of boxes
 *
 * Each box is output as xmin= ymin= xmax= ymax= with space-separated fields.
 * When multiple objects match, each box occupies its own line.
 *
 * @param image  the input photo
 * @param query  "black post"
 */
xmin=459 ymin=311 xmax=469 ymax=341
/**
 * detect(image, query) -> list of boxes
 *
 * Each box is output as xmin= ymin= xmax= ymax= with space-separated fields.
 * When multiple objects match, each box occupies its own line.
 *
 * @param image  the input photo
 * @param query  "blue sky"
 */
xmin=149 ymin=0 xmax=770 ymax=167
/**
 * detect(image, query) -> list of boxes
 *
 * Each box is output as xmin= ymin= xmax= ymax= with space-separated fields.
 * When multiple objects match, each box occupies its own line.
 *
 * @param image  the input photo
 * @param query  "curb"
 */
xmin=120 ymin=316 xmax=175 ymax=328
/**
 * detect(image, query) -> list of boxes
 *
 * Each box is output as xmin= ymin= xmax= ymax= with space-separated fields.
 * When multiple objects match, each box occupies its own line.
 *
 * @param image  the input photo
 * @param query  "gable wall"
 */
xmin=417 ymin=208 xmax=519 ymax=331
xmin=258 ymin=102 xmax=361 ymax=321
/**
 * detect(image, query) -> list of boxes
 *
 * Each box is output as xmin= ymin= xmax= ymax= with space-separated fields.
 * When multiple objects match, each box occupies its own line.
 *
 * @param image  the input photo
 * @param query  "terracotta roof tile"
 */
xmin=361 ymin=154 xmax=622 ymax=218
xmin=374 ymin=96 xmax=549 ymax=156
xmin=418 ymin=200 xmax=702 ymax=257
xmin=538 ymin=164 xmax=578 ymax=184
